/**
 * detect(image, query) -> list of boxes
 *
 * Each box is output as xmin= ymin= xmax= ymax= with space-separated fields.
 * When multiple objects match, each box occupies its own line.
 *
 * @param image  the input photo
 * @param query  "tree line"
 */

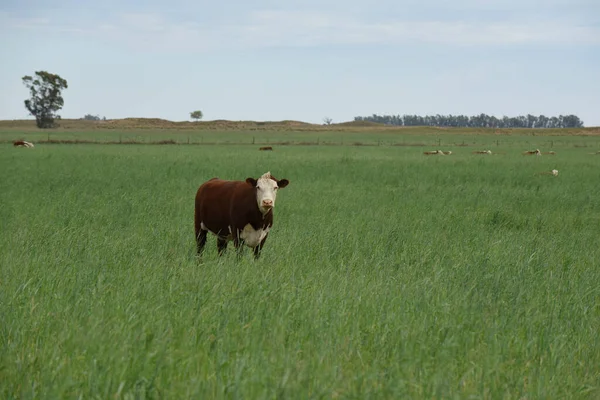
xmin=354 ymin=113 xmax=584 ymax=128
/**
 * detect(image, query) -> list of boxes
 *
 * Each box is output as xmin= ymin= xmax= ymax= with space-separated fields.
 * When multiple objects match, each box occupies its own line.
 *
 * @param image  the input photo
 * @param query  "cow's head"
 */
xmin=246 ymin=171 xmax=289 ymax=214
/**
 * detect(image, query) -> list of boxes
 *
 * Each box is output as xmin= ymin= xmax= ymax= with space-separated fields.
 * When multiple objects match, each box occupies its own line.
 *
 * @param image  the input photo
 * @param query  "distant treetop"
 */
xmin=82 ymin=114 xmax=106 ymax=121
xmin=190 ymin=110 xmax=203 ymax=121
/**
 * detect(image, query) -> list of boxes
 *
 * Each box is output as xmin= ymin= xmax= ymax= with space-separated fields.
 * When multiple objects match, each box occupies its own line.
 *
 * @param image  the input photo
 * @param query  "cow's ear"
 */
xmin=278 ymin=179 xmax=289 ymax=188
xmin=246 ymin=177 xmax=258 ymax=187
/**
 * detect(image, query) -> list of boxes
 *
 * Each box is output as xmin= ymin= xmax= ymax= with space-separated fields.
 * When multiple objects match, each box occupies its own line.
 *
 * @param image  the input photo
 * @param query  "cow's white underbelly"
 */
xmin=200 ymin=222 xmax=269 ymax=247
xmin=240 ymin=224 xmax=269 ymax=247
xmin=200 ymin=222 xmax=233 ymax=240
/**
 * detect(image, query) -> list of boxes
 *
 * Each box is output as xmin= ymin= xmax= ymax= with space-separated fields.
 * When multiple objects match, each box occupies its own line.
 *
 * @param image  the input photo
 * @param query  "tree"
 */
xmin=22 ymin=71 xmax=68 ymax=128
xmin=190 ymin=110 xmax=203 ymax=121
xmin=83 ymin=114 xmax=102 ymax=121
xmin=561 ymin=114 xmax=583 ymax=128
xmin=323 ymin=117 xmax=333 ymax=125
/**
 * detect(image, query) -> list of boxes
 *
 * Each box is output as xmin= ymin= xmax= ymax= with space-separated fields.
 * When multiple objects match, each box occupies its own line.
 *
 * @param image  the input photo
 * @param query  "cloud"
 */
xmin=237 ymin=10 xmax=600 ymax=46
xmin=90 ymin=14 xmax=211 ymax=52
xmin=0 ymin=11 xmax=84 ymax=34
xmin=2 ymin=9 xmax=599 ymax=52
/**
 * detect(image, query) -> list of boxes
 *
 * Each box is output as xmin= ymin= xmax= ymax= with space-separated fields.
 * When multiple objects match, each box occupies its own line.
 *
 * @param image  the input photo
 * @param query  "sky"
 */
xmin=1 ymin=0 xmax=599 ymax=126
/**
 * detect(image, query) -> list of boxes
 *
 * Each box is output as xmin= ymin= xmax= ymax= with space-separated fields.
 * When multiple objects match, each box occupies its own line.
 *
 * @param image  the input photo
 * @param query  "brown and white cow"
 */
xmin=14 ymin=140 xmax=34 ymax=148
xmin=194 ymin=171 xmax=290 ymax=259
xmin=523 ymin=149 xmax=541 ymax=156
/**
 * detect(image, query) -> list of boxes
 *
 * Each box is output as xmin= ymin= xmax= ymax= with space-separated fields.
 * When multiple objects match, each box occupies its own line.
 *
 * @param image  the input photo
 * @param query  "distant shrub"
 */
xmin=82 ymin=114 xmax=106 ymax=121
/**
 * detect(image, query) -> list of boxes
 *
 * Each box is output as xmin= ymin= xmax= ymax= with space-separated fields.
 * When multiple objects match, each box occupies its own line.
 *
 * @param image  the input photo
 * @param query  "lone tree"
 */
xmin=190 ymin=110 xmax=203 ymax=121
xmin=323 ymin=117 xmax=333 ymax=125
xmin=22 ymin=71 xmax=68 ymax=128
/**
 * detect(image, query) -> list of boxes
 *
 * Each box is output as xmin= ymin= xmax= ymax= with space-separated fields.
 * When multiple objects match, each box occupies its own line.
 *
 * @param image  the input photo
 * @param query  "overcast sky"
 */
xmin=1 ymin=0 xmax=599 ymax=125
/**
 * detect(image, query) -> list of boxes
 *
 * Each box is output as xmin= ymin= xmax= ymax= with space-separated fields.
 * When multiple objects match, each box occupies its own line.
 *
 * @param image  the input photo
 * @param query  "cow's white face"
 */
xmin=256 ymin=172 xmax=280 ymax=214
xmin=246 ymin=171 xmax=289 ymax=214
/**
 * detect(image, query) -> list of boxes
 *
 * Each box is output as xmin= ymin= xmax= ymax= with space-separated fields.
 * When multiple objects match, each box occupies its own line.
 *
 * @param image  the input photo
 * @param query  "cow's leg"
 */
xmin=253 ymin=235 xmax=269 ymax=260
xmin=233 ymin=231 xmax=245 ymax=259
xmin=236 ymin=244 xmax=245 ymax=259
xmin=217 ymin=238 xmax=228 ymax=256
xmin=196 ymin=228 xmax=207 ymax=255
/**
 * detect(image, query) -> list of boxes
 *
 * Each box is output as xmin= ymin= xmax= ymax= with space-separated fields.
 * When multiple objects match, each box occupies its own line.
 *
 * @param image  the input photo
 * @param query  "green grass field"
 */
xmin=2 ymin=131 xmax=600 ymax=398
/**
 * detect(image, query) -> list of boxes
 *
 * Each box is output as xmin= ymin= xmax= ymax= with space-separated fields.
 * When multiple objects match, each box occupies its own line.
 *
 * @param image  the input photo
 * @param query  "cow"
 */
xmin=14 ymin=140 xmax=34 ymax=148
xmin=194 ymin=171 xmax=290 ymax=259
xmin=473 ymin=150 xmax=492 ymax=155
xmin=259 ymin=146 xmax=273 ymax=151
xmin=523 ymin=149 xmax=541 ymax=156
xmin=423 ymin=150 xmax=445 ymax=155
xmin=536 ymin=169 xmax=559 ymax=177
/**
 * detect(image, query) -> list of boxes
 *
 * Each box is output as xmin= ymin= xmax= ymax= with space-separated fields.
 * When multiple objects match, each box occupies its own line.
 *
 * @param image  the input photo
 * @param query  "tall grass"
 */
xmin=1 ymin=142 xmax=600 ymax=398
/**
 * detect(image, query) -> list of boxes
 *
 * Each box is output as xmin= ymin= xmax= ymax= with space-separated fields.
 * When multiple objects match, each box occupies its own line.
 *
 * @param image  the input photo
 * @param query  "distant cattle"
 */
xmin=473 ymin=150 xmax=492 ymax=155
xmin=523 ymin=149 xmax=542 ymax=156
xmin=14 ymin=140 xmax=34 ymax=148
xmin=536 ymin=169 xmax=559 ymax=177
xmin=194 ymin=171 xmax=290 ymax=259
xmin=423 ymin=150 xmax=448 ymax=155
xmin=259 ymin=146 xmax=273 ymax=151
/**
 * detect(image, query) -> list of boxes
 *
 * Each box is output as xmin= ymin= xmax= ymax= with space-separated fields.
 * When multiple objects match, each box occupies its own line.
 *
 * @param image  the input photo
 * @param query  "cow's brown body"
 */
xmin=259 ymin=146 xmax=273 ymax=151
xmin=14 ymin=140 xmax=34 ymax=148
xmin=194 ymin=173 xmax=289 ymax=259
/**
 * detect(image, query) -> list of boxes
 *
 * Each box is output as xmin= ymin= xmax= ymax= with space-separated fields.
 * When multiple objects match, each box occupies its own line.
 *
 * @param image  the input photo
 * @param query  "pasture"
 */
xmin=1 ymin=130 xmax=600 ymax=398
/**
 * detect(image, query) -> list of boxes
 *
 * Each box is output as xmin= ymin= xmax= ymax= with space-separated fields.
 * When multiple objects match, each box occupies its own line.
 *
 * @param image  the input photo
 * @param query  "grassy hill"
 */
xmin=1 ymin=118 xmax=599 ymax=135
